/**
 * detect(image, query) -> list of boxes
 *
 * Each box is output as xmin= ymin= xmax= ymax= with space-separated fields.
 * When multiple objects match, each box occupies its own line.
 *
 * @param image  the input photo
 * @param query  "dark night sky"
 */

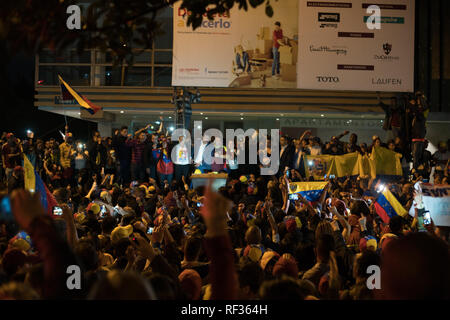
xmin=0 ymin=49 xmax=96 ymax=142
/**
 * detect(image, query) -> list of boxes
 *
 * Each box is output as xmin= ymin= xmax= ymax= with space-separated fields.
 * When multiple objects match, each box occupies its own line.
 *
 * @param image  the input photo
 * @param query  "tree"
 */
xmin=0 ymin=0 xmax=274 ymax=65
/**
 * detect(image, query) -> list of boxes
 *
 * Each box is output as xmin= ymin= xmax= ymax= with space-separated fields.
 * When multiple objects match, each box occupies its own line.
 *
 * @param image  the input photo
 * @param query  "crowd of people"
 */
xmin=0 ymin=109 xmax=449 ymax=300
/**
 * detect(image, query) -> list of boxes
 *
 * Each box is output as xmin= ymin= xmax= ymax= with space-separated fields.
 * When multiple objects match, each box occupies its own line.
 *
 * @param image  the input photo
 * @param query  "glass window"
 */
xmin=154 ymin=51 xmax=172 ymax=64
xmin=39 ymin=50 xmax=91 ymax=64
xmin=132 ymin=51 xmax=152 ymax=64
xmin=103 ymin=66 xmax=122 ymax=86
xmin=154 ymin=67 xmax=172 ymax=87
xmin=124 ymin=67 xmax=152 ymax=86
xmin=38 ymin=66 xmax=91 ymax=85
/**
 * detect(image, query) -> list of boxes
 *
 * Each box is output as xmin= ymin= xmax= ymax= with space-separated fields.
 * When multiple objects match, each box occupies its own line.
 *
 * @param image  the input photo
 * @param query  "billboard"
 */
xmin=298 ymin=0 xmax=415 ymax=92
xmin=172 ymin=0 xmax=415 ymax=92
xmin=172 ymin=0 xmax=299 ymax=88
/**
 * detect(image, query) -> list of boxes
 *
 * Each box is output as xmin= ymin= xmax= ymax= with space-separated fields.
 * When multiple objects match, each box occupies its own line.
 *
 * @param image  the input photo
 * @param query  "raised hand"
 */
xmin=10 ymin=190 xmax=46 ymax=231
xmin=200 ymin=181 xmax=233 ymax=238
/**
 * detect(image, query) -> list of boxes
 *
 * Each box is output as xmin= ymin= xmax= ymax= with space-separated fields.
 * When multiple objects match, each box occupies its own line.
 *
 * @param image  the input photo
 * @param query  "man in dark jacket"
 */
xmin=408 ymin=93 xmax=429 ymax=170
xmin=278 ymin=135 xmax=295 ymax=177
xmin=113 ymin=126 xmax=132 ymax=186
xmin=87 ymin=131 xmax=107 ymax=179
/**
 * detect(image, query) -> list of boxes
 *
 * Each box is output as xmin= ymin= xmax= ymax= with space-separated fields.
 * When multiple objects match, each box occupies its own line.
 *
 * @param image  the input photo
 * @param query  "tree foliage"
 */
xmin=0 ymin=0 xmax=274 ymax=65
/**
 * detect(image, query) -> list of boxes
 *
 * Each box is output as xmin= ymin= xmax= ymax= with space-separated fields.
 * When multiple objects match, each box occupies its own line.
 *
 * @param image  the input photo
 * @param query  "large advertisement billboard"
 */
xmin=298 ymin=0 xmax=415 ymax=92
xmin=172 ymin=0 xmax=299 ymax=88
xmin=172 ymin=0 xmax=414 ymax=92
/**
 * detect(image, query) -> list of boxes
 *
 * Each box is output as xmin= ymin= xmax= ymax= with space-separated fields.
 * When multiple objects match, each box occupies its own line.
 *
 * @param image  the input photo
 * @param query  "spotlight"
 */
xmin=377 ymin=184 xmax=386 ymax=193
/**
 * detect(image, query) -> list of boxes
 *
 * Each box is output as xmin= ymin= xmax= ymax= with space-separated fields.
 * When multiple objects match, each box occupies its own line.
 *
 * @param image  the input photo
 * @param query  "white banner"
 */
xmin=298 ymin=0 xmax=415 ymax=92
xmin=172 ymin=0 xmax=299 ymax=88
xmin=173 ymin=0 xmax=414 ymax=92
xmin=410 ymin=183 xmax=450 ymax=227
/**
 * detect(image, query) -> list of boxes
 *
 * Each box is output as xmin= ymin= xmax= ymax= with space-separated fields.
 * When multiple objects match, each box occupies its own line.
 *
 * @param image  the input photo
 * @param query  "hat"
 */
xmin=359 ymin=235 xmax=378 ymax=252
xmin=260 ymin=251 xmax=280 ymax=271
xmin=285 ymin=219 xmax=297 ymax=233
xmin=110 ymin=225 xmax=133 ymax=244
xmin=86 ymin=203 xmax=101 ymax=215
xmin=246 ymin=246 xmax=263 ymax=262
xmin=10 ymin=238 xmax=31 ymax=252
xmin=272 ymin=256 xmax=299 ymax=278
xmin=194 ymin=169 xmax=202 ymax=175
xmin=178 ymin=269 xmax=202 ymax=300
xmin=14 ymin=166 xmax=23 ymax=173
xmin=239 ymin=175 xmax=248 ymax=183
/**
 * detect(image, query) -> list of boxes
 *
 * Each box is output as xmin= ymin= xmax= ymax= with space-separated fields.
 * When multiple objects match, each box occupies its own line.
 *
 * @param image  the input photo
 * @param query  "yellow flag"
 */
xmin=23 ymin=155 xmax=36 ymax=192
xmin=369 ymin=146 xmax=403 ymax=178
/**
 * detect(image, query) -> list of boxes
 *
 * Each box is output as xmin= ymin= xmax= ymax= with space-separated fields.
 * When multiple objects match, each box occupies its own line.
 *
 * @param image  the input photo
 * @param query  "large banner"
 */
xmin=304 ymin=147 xmax=402 ymax=179
xmin=173 ymin=0 xmax=415 ymax=92
xmin=409 ymin=183 xmax=450 ymax=227
xmin=298 ymin=0 xmax=415 ymax=92
xmin=172 ymin=1 xmax=299 ymax=88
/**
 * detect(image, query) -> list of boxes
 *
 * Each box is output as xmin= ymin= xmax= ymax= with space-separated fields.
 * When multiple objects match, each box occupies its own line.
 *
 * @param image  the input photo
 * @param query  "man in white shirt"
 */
xmin=174 ymin=135 xmax=191 ymax=185
xmin=194 ymin=135 xmax=211 ymax=173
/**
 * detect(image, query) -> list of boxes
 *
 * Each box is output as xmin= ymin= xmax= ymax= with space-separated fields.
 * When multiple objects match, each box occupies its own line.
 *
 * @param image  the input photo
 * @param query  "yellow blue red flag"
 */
xmin=58 ymin=75 xmax=102 ymax=114
xmin=374 ymin=187 xmax=407 ymax=223
xmin=288 ymin=181 xmax=328 ymax=202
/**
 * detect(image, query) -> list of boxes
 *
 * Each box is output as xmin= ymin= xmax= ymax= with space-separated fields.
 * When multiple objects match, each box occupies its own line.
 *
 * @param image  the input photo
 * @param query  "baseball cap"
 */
xmin=86 ymin=203 xmax=101 ymax=215
xmin=110 ymin=225 xmax=134 ymax=244
xmin=14 ymin=166 xmax=24 ymax=173
xmin=359 ymin=235 xmax=378 ymax=252
xmin=260 ymin=251 xmax=280 ymax=271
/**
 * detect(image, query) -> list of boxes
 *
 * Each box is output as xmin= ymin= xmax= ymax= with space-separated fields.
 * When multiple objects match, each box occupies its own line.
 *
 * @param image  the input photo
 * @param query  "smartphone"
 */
xmin=147 ymin=227 xmax=154 ymax=234
xmin=423 ymin=211 xmax=431 ymax=225
xmin=289 ymin=193 xmax=299 ymax=201
xmin=0 ymin=196 xmax=14 ymax=222
xmin=53 ymin=206 xmax=63 ymax=216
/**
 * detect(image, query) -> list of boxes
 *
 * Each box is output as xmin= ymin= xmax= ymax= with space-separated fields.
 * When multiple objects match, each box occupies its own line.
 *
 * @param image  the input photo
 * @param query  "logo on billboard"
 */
xmin=316 ymin=76 xmax=340 ymax=83
xmin=374 ymin=43 xmax=399 ymax=61
xmin=383 ymin=43 xmax=392 ymax=55
xmin=318 ymin=12 xmax=340 ymax=28
xmin=310 ymin=45 xmax=347 ymax=55
xmin=318 ymin=12 xmax=340 ymax=22
xmin=371 ymin=78 xmax=402 ymax=85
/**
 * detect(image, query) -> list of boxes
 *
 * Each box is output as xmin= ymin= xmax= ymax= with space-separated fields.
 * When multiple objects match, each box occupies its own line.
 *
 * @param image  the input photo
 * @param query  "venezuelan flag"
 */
xmin=24 ymin=155 xmax=58 ymax=215
xmin=288 ymin=181 xmax=328 ymax=202
xmin=58 ymin=75 xmax=102 ymax=115
xmin=374 ymin=188 xmax=407 ymax=224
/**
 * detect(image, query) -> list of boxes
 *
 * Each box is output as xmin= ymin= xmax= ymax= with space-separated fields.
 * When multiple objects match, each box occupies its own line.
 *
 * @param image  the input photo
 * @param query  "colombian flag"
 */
xmin=24 ymin=155 xmax=58 ymax=215
xmin=58 ymin=75 xmax=102 ymax=114
xmin=288 ymin=181 xmax=328 ymax=202
xmin=374 ymin=188 xmax=407 ymax=224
